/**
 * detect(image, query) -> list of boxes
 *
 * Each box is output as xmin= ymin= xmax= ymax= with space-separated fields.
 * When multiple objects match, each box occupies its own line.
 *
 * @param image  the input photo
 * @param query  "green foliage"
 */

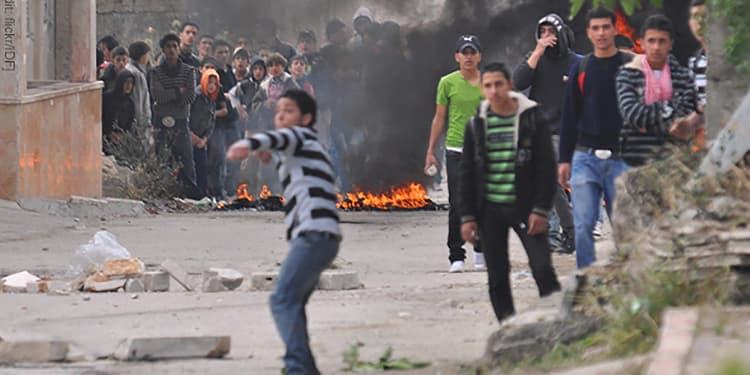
xmin=714 ymin=358 xmax=750 ymax=375
xmin=708 ymin=0 xmax=750 ymax=74
xmin=569 ymin=0 xmax=657 ymax=16
xmin=342 ymin=342 xmax=431 ymax=372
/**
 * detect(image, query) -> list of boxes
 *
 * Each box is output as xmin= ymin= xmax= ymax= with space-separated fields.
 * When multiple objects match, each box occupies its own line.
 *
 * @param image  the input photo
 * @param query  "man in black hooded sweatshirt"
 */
xmin=513 ymin=13 xmax=581 ymax=255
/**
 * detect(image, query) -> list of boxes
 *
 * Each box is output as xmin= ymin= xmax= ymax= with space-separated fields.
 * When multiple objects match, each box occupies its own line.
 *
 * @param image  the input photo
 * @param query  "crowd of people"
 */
xmin=96 ymin=7 xmax=410 ymax=200
xmin=94 ymin=2 xmax=711 ymax=373
xmin=422 ymin=2 xmax=707 ymax=326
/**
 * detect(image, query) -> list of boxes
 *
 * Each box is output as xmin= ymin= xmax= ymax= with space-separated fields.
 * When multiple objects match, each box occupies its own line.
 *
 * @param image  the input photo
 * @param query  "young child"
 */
xmin=289 ymin=55 xmax=315 ymax=97
xmin=459 ymin=62 xmax=561 ymax=323
xmin=226 ymin=90 xmax=340 ymax=375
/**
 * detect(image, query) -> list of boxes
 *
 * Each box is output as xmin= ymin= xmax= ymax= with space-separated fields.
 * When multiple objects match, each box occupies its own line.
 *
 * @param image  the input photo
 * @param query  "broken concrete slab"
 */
xmin=317 ymin=270 xmax=362 ymax=290
xmin=113 ymin=336 xmax=231 ymax=361
xmin=201 ymin=275 xmax=228 ymax=293
xmin=251 ymin=272 xmax=279 ymax=291
xmin=16 ymin=196 xmax=145 ymax=219
xmin=1 ymin=271 xmax=40 ymax=293
xmin=0 ymin=340 xmax=70 ymax=363
xmin=251 ymin=270 xmax=362 ymax=291
xmin=161 ymin=260 xmax=194 ymax=291
xmin=83 ymin=279 xmax=126 ymax=293
xmin=142 ymin=271 xmax=170 ymax=292
xmin=207 ymin=268 xmax=244 ymax=290
xmin=103 ymin=258 xmax=144 ymax=278
xmin=125 ymin=279 xmax=145 ymax=293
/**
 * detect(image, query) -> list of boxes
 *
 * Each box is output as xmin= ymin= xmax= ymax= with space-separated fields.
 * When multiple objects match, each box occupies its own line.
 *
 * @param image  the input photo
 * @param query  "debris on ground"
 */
xmin=342 ymin=343 xmax=431 ymax=372
xmin=0 ymin=271 xmax=41 ymax=293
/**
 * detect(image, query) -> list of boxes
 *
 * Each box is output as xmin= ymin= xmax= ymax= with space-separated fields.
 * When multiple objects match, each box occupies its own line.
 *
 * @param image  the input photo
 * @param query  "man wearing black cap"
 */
xmin=425 ymin=35 xmax=485 ymax=273
xmin=513 ymin=13 xmax=581 ymax=255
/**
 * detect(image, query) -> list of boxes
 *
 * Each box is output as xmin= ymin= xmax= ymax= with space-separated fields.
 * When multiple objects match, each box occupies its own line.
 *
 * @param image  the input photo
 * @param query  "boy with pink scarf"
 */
xmin=616 ymin=14 xmax=698 ymax=167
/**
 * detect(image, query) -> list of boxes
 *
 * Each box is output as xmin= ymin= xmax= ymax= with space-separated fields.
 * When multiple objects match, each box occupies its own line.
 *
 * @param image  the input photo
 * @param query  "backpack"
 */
xmin=577 ymin=51 xmax=634 ymax=94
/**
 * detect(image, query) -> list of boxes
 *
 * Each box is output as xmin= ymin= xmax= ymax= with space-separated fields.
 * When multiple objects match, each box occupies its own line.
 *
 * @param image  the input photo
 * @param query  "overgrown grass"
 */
xmin=107 ymin=125 xmax=181 ymax=201
xmin=714 ymin=357 xmax=750 ymax=375
xmin=513 ymin=266 xmax=729 ymax=373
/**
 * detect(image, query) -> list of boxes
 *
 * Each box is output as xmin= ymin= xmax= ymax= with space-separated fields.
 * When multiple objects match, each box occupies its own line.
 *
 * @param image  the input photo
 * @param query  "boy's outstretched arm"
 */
xmin=226 ymin=128 xmax=307 ymax=161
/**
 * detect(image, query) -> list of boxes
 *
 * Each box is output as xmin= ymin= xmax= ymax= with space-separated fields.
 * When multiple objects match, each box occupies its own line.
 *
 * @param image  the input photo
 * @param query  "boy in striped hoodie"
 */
xmin=226 ymin=90 xmax=340 ymax=375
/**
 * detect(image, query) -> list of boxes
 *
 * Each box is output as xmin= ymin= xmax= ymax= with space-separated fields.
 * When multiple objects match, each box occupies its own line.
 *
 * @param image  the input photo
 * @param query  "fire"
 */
xmin=237 ymin=183 xmax=255 ymax=202
xmin=616 ymin=9 xmax=644 ymax=54
xmin=259 ymin=184 xmax=272 ymax=200
xmin=337 ymin=183 xmax=430 ymax=211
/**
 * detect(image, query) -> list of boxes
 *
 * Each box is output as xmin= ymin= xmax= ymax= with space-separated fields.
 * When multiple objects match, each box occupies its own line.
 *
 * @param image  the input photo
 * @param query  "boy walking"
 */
xmin=226 ymin=90 xmax=340 ymax=375
xmin=459 ymin=63 xmax=561 ymax=322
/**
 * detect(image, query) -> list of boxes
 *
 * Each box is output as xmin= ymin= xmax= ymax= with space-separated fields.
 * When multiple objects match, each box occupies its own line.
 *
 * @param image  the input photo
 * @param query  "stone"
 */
xmin=25 ymin=281 xmax=49 ymax=294
xmin=16 ymin=196 xmax=145 ymax=218
xmin=251 ymin=272 xmax=279 ymax=291
xmin=142 ymin=271 xmax=170 ymax=292
xmin=201 ymin=276 xmax=228 ymax=293
xmin=1 ymin=271 xmax=40 ymax=293
xmin=161 ymin=260 xmax=193 ymax=291
xmin=0 ymin=340 xmax=70 ymax=363
xmin=699 ymin=87 xmax=750 ymax=175
xmin=83 ymin=279 xmax=126 ymax=292
xmin=207 ymin=268 xmax=244 ymax=290
xmin=113 ymin=336 xmax=231 ymax=361
xmin=646 ymin=308 xmax=700 ymax=375
xmin=317 ymin=270 xmax=362 ymax=290
xmin=483 ymin=313 xmax=600 ymax=369
xmin=125 ymin=278 xmax=145 ymax=293
xmin=103 ymin=258 xmax=144 ymax=278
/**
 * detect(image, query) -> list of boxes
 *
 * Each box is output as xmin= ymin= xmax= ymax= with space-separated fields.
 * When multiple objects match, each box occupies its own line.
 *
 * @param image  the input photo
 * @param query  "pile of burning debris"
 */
xmin=215 ymin=183 xmax=447 ymax=212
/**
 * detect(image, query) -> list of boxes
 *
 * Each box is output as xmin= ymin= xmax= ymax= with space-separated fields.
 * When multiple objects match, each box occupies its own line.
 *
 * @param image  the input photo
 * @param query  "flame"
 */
xmin=616 ymin=10 xmax=644 ymax=54
xmin=336 ymin=183 xmax=430 ymax=210
xmin=259 ymin=184 xmax=272 ymax=200
xmin=236 ymin=183 xmax=255 ymax=202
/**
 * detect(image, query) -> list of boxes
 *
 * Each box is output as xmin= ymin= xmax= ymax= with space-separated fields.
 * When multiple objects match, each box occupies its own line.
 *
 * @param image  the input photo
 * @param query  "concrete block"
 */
xmin=83 ymin=279 xmax=126 ymax=292
xmin=114 ymin=336 xmax=231 ymax=361
xmin=317 ymin=270 xmax=362 ymax=290
xmin=201 ymin=276 xmax=227 ymax=293
xmin=103 ymin=258 xmax=144 ymax=278
xmin=0 ymin=340 xmax=69 ymax=363
xmin=125 ymin=279 xmax=145 ymax=293
xmin=161 ymin=260 xmax=193 ymax=291
xmin=16 ymin=196 xmax=145 ymax=218
xmin=102 ymin=198 xmax=146 ymax=217
xmin=251 ymin=272 xmax=279 ymax=291
xmin=1 ymin=271 xmax=40 ymax=293
xmin=142 ymin=271 xmax=170 ymax=292
xmin=207 ymin=268 xmax=244 ymax=290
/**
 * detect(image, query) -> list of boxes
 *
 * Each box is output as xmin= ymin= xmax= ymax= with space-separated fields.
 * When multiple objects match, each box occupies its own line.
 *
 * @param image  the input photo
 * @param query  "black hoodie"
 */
xmin=102 ymin=70 xmax=136 ymax=137
xmin=512 ymin=13 xmax=581 ymax=135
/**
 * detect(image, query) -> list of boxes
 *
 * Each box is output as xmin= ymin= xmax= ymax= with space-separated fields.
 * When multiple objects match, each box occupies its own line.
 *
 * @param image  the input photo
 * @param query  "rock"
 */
xmin=250 ymin=272 xmax=279 ymax=291
xmin=83 ymin=279 xmax=126 ymax=292
xmin=317 ymin=270 xmax=362 ymax=290
xmin=125 ymin=279 xmax=145 ymax=293
xmin=207 ymin=268 xmax=244 ymax=290
xmin=25 ymin=281 xmax=49 ymax=294
xmin=161 ymin=260 xmax=193 ymax=291
xmin=142 ymin=271 xmax=170 ymax=292
xmin=484 ymin=313 xmax=600 ymax=369
xmin=113 ymin=336 xmax=231 ymax=361
xmin=699 ymin=87 xmax=750 ymax=176
xmin=0 ymin=340 xmax=70 ymax=363
xmin=1 ymin=271 xmax=40 ymax=293
xmin=201 ymin=276 xmax=228 ymax=293
xmin=103 ymin=258 xmax=144 ymax=278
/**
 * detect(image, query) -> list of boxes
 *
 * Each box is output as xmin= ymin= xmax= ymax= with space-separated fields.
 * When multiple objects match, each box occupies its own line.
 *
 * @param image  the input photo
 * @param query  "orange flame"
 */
xmin=259 ymin=184 xmax=272 ymax=200
xmin=336 ymin=183 xmax=430 ymax=210
xmin=616 ymin=10 xmax=644 ymax=54
xmin=236 ymin=183 xmax=255 ymax=202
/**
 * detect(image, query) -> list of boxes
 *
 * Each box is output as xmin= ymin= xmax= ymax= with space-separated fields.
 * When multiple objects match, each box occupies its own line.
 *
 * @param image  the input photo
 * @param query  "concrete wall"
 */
xmin=0 ymin=82 xmax=103 ymax=200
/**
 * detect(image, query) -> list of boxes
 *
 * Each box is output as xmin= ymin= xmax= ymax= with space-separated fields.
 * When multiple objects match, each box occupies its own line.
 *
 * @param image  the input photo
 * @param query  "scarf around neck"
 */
xmin=642 ymin=55 xmax=673 ymax=105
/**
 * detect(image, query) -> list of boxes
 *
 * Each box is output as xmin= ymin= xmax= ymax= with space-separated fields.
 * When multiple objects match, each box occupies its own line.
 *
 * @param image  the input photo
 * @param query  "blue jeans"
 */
xmin=570 ymin=151 xmax=628 ymax=268
xmin=270 ymin=232 xmax=340 ymax=375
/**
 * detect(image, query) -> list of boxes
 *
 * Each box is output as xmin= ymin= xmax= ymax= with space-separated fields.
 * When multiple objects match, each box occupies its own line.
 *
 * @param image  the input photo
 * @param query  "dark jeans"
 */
xmin=446 ymin=151 xmax=481 ymax=263
xmin=550 ymin=135 xmax=575 ymax=240
xmin=193 ymin=146 xmax=208 ymax=197
xmin=270 ymin=232 xmax=340 ymax=375
xmin=207 ymin=125 xmax=240 ymax=199
xmin=154 ymin=118 xmax=196 ymax=191
xmin=223 ymin=121 xmax=243 ymax=195
xmin=480 ymin=202 xmax=561 ymax=322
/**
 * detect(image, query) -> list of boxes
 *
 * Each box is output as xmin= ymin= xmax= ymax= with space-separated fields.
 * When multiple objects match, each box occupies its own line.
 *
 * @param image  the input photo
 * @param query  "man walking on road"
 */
xmin=513 ymin=13 xmax=581 ymax=254
xmin=425 ymin=35 xmax=485 ymax=273
xmin=559 ymin=7 xmax=632 ymax=268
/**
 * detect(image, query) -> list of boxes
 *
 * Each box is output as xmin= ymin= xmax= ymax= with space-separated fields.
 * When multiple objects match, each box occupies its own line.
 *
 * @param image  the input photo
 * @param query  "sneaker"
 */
xmin=473 ymin=253 xmax=486 ymax=270
xmin=593 ymin=222 xmax=603 ymax=239
xmin=449 ymin=261 xmax=465 ymax=273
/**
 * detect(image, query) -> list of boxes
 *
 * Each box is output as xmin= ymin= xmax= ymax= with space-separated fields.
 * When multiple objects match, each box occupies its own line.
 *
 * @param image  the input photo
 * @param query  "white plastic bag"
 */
xmin=68 ymin=231 xmax=131 ymax=276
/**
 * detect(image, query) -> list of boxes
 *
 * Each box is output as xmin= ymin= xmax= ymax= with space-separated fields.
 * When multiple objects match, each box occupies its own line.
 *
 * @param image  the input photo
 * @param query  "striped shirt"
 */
xmin=149 ymin=61 xmax=196 ymax=120
xmin=485 ymin=113 xmax=517 ymax=204
xmin=241 ymin=126 xmax=341 ymax=240
xmin=687 ymin=49 xmax=707 ymax=107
